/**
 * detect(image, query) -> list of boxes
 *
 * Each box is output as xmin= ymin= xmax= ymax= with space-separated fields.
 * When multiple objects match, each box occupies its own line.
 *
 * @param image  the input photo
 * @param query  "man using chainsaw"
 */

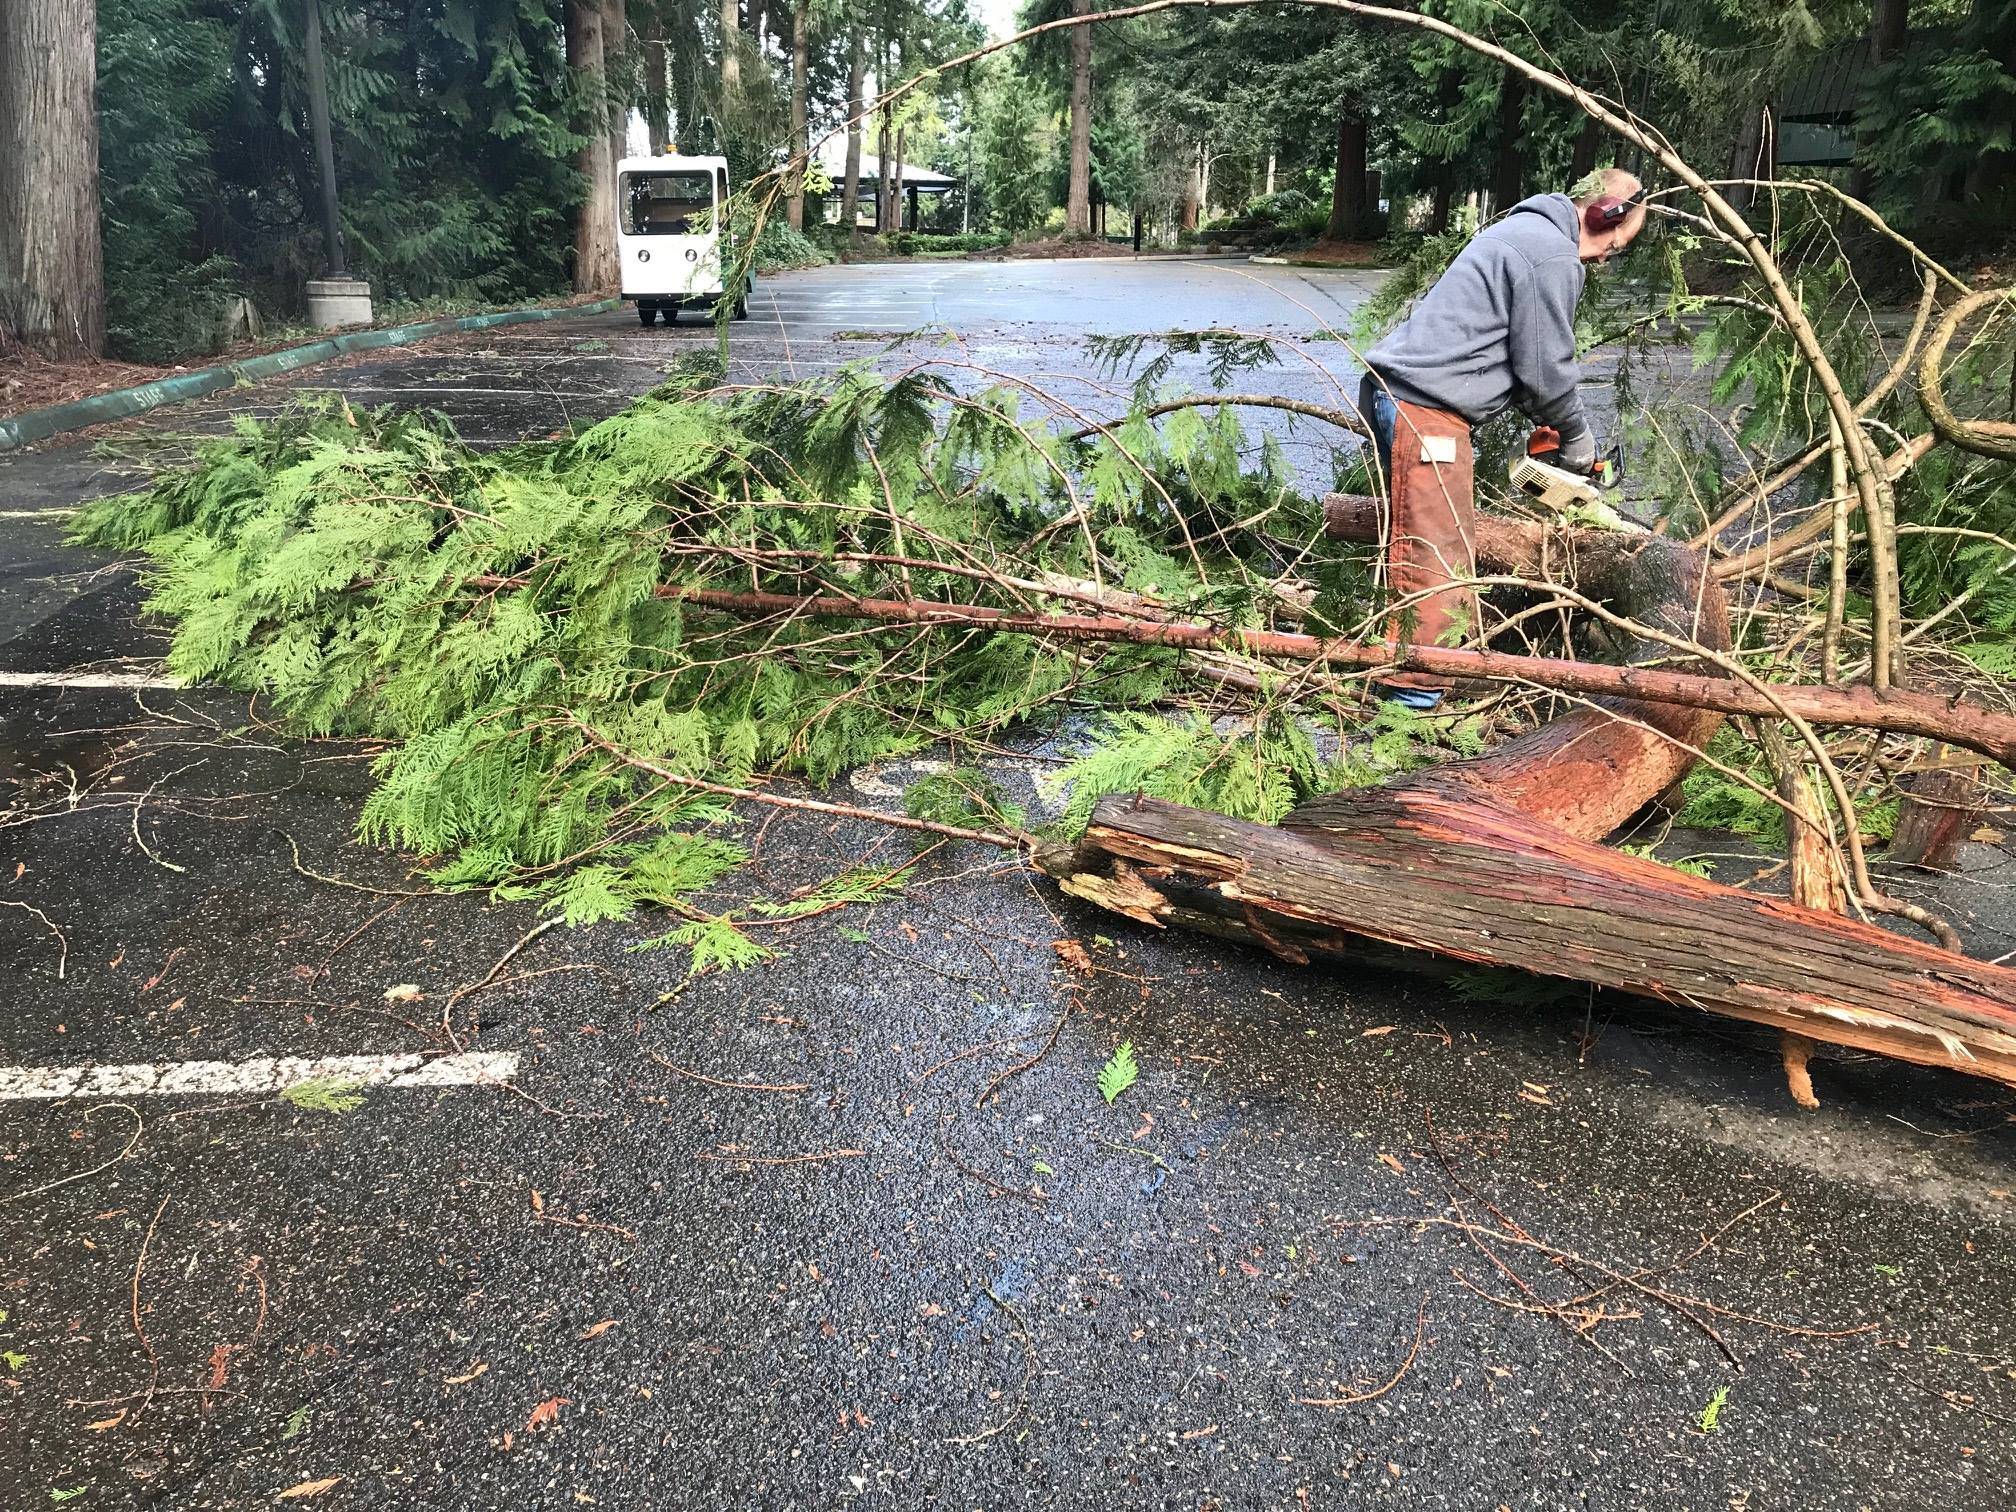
xmin=1358 ymin=167 xmax=1646 ymax=708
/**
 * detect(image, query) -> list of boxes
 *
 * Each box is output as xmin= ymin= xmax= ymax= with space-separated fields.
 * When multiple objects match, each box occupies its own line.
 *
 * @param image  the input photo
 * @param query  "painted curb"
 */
xmin=0 ymin=298 xmax=620 ymax=453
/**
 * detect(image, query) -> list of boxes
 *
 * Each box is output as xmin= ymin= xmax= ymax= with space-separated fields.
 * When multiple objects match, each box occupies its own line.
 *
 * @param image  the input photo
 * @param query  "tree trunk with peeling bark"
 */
xmin=0 ymin=0 xmax=105 ymax=357
xmin=1065 ymin=0 xmax=1093 ymax=236
xmin=788 ymin=2 xmax=808 ymax=231
xmin=567 ymin=0 xmax=618 ymax=293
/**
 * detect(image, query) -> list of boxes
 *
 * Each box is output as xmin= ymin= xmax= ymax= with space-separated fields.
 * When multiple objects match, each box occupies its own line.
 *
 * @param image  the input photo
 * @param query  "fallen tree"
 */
xmin=1040 ymin=500 xmax=2016 ymax=1091
xmin=66 ymin=0 xmax=2016 ymax=1100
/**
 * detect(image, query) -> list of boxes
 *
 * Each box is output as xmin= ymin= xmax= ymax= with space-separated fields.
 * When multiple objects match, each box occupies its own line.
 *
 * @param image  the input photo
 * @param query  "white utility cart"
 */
xmin=616 ymin=152 xmax=749 ymax=325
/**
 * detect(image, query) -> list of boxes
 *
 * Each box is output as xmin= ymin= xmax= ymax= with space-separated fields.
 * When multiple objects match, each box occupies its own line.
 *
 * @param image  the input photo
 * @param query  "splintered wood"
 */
xmin=1040 ymin=499 xmax=2016 ymax=1093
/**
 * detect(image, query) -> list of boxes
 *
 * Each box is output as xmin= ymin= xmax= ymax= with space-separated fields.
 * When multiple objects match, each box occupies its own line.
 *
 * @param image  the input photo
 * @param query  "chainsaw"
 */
xmin=1508 ymin=427 xmax=1639 ymax=532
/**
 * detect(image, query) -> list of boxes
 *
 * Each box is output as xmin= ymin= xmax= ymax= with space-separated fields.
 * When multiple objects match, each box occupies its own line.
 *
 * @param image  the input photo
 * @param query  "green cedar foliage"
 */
xmin=84 ymin=354 xmax=1483 ymax=969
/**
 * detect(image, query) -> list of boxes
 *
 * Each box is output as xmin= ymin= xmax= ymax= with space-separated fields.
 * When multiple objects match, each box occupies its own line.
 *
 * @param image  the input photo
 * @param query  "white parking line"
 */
xmin=0 ymin=670 xmax=182 ymax=690
xmin=0 ymin=1050 xmax=520 ymax=1100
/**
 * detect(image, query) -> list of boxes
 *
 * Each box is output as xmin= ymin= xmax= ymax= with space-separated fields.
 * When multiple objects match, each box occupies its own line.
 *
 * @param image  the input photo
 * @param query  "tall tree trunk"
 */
xmin=894 ymin=126 xmax=908 ymax=230
xmin=1726 ymin=105 xmax=1773 ymax=215
xmin=605 ymin=0 xmax=631 ymax=177
xmin=644 ymin=35 xmax=671 ymax=153
xmin=668 ymin=0 xmax=704 ymax=150
xmin=1490 ymin=78 xmax=1526 ymax=214
xmin=1264 ymin=151 xmax=1276 ymax=196
xmin=566 ymin=0 xmax=617 ymax=292
xmin=878 ymin=40 xmax=895 ymax=232
xmin=1325 ymin=108 xmax=1368 ymax=241
xmin=787 ymin=1 xmax=808 ymax=230
xmin=720 ymin=0 xmax=740 ymax=98
xmin=1180 ymin=143 xmax=1201 ymax=231
xmin=1065 ymin=0 xmax=1093 ymax=235
xmin=0 ymin=0 xmax=105 ymax=358
xmin=840 ymin=33 xmax=864 ymax=234
xmin=1569 ymin=114 xmax=1601 ymax=182
xmin=301 ymin=0 xmax=349 ymax=277
xmin=1423 ymin=67 xmax=1461 ymax=235
xmin=1851 ymin=0 xmax=1909 ymax=202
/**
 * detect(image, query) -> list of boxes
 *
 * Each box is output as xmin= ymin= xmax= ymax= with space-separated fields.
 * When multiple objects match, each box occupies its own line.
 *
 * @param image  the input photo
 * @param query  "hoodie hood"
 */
xmin=1505 ymin=192 xmax=1581 ymax=246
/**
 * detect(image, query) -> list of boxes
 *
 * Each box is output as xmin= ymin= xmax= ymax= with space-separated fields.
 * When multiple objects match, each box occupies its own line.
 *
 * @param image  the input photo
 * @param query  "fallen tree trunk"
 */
xmin=1038 ymin=789 xmax=2016 ymax=1089
xmin=1034 ymin=499 xmax=2016 ymax=1094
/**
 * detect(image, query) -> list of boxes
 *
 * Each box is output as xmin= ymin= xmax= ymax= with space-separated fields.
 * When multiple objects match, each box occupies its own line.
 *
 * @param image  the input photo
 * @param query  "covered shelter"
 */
xmin=814 ymin=145 xmax=961 ymax=232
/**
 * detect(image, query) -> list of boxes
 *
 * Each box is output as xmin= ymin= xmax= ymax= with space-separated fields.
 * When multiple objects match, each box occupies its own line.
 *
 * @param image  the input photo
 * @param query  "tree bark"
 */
xmin=1033 ymin=499 xmax=2016 ymax=1093
xmin=301 ymin=0 xmax=349 ymax=278
xmin=1180 ymin=143 xmax=1201 ymax=231
xmin=566 ymin=0 xmax=617 ymax=292
xmin=1065 ymin=0 xmax=1094 ymax=236
xmin=1428 ymin=176 xmax=1452 ymax=234
xmin=1569 ymin=114 xmax=1602 ymax=182
xmin=0 ymin=0 xmax=106 ymax=357
xmin=1490 ymin=77 xmax=1526 ymax=213
xmin=720 ymin=0 xmax=740 ymax=97
xmin=1040 ymin=789 xmax=2016 ymax=1092
xmin=605 ymin=0 xmax=632 ymax=177
xmin=644 ymin=36 xmax=671 ymax=153
xmin=1325 ymin=108 xmax=1368 ymax=241
xmin=840 ymin=33 xmax=865 ymax=234
xmin=893 ymin=122 xmax=908 ymax=232
xmin=1887 ymin=752 xmax=1983 ymax=871
xmin=878 ymin=40 xmax=896 ymax=232
xmin=787 ymin=1 xmax=808 ymax=230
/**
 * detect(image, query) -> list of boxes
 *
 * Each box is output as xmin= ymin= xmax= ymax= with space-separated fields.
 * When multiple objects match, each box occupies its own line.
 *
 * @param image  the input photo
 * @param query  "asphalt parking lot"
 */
xmin=1 ymin=257 xmax=2013 ymax=1510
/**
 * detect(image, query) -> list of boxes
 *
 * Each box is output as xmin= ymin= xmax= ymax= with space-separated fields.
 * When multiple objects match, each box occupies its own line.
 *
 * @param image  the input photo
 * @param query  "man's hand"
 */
xmin=1556 ymin=427 xmax=1597 ymax=474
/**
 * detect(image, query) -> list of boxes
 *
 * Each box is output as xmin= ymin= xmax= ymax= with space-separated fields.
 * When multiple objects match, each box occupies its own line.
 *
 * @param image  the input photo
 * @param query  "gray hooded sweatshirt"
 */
xmin=1365 ymin=193 xmax=1592 ymax=461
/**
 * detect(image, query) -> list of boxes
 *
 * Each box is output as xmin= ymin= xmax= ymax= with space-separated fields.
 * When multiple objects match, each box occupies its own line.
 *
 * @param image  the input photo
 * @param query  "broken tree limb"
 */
xmin=1321 ymin=495 xmax=1729 ymax=838
xmin=1918 ymin=288 xmax=2016 ymax=463
xmin=1039 ymin=789 xmax=2016 ymax=1091
xmin=664 ymin=585 xmax=2016 ymax=770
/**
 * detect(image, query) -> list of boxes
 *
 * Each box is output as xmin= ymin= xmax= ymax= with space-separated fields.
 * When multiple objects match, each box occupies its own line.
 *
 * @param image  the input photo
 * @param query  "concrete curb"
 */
xmin=1247 ymin=255 xmax=1387 ymax=270
xmin=0 ymin=298 xmax=620 ymax=454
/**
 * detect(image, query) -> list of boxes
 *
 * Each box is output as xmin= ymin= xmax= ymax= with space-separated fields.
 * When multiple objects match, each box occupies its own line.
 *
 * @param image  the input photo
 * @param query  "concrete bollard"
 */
xmin=306 ymin=277 xmax=375 ymax=329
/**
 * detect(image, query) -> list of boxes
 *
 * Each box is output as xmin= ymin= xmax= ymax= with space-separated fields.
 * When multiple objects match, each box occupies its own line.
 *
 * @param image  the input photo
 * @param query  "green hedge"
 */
xmin=889 ymin=231 xmax=1010 ymax=255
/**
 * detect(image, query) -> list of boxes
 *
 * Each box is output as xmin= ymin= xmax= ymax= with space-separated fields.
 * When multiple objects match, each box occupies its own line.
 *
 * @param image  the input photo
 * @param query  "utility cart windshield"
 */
xmin=622 ymin=171 xmax=715 ymax=236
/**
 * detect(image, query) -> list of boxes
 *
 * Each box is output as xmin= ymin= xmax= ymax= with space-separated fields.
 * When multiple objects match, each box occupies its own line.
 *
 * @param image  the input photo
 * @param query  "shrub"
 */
xmin=889 ymin=231 xmax=1010 ymax=255
xmin=751 ymin=220 xmax=834 ymax=273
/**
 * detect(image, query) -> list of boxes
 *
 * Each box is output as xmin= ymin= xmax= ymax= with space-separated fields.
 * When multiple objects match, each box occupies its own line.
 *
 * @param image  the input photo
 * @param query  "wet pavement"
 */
xmin=1 ymin=258 xmax=2013 ymax=1510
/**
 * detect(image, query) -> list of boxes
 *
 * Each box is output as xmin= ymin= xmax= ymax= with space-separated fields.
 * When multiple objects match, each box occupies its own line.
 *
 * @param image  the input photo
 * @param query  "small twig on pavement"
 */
xmin=0 ymin=1103 xmax=143 ymax=1206
xmin=1296 ymin=1297 xmax=1429 ymax=1407
xmin=913 ymin=1034 xmax=1035 ymax=1084
xmin=127 ymin=1195 xmax=169 ymax=1426
xmin=0 ymin=897 xmax=69 ymax=978
xmin=934 ymin=1114 xmax=1046 ymax=1205
xmin=975 ymin=993 xmax=1076 ymax=1109
xmin=279 ymin=830 xmax=433 ymax=896
xmin=444 ymin=915 xmax=563 ymax=1046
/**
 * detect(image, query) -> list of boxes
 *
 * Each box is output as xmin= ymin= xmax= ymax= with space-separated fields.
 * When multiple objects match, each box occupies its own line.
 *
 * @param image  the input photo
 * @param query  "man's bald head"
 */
xmin=1572 ymin=167 xmax=1645 ymax=263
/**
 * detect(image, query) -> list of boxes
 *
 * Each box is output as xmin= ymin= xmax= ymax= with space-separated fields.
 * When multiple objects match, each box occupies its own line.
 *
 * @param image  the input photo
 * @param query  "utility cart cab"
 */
xmin=617 ymin=152 xmax=748 ymax=325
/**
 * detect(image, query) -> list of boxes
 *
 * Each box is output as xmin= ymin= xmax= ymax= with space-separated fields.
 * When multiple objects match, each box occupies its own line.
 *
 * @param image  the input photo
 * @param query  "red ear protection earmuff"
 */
xmin=1583 ymin=189 xmax=1646 ymax=234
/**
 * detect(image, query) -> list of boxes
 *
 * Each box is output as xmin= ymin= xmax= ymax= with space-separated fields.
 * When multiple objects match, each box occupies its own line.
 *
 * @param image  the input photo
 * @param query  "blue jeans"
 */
xmin=1360 ymin=374 xmax=1398 ymax=491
